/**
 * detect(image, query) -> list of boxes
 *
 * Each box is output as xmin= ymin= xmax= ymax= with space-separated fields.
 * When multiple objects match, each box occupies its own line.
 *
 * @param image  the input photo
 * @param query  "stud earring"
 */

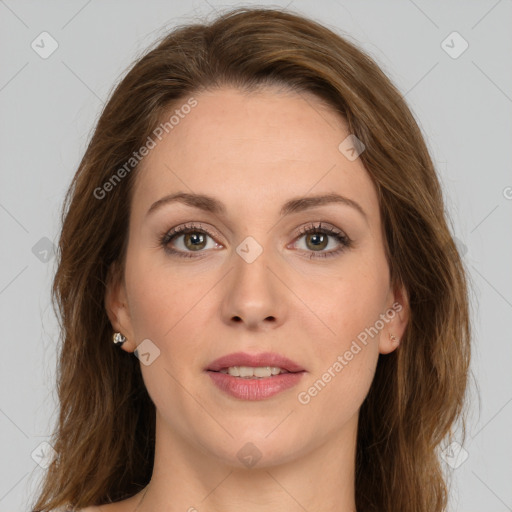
xmin=389 ymin=333 xmax=400 ymax=345
xmin=113 ymin=332 xmax=127 ymax=347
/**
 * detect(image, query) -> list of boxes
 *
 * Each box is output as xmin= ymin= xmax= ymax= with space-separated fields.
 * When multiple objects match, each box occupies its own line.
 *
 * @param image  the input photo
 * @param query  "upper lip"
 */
xmin=206 ymin=352 xmax=305 ymax=373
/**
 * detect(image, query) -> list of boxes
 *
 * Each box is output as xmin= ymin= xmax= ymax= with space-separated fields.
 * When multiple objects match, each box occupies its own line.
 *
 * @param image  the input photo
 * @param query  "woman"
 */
xmin=32 ymin=6 xmax=471 ymax=512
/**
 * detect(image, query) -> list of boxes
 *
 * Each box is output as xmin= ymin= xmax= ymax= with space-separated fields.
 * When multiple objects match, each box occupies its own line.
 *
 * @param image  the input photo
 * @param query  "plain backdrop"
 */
xmin=1 ymin=1 xmax=511 ymax=511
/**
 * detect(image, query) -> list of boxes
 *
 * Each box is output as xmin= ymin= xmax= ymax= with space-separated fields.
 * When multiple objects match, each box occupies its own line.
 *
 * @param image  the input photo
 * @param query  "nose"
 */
xmin=220 ymin=242 xmax=288 ymax=331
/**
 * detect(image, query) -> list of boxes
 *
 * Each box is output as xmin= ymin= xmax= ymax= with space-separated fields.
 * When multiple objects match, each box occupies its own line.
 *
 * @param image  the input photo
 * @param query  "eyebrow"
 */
xmin=146 ymin=191 xmax=367 ymax=221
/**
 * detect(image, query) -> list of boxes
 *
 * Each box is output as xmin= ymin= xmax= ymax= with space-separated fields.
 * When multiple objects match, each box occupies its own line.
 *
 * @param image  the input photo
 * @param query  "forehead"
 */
xmin=131 ymin=86 xmax=379 ymax=223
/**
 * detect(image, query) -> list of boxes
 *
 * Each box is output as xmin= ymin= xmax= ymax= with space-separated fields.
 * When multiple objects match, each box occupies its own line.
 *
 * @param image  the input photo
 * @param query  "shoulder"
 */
xmin=53 ymin=508 xmax=101 ymax=512
xmin=62 ymin=494 xmax=141 ymax=512
xmin=76 ymin=504 xmax=125 ymax=512
xmin=58 ymin=508 xmax=99 ymax=512
xmin=49 ymin=508 xmax=99 ymax=512
xmin=48 ymin=508 xmax=99 ymax=512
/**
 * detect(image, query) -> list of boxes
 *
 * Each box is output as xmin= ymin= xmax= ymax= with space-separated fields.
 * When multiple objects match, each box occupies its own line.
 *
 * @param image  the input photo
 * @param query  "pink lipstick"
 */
xmin=205 ymin=351 xmax=306 ymax=401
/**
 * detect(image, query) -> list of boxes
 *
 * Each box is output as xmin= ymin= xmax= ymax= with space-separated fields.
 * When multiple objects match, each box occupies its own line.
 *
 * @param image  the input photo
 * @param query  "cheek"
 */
xmin=292 ymin=253 xmax=388 ymax=409
xmin=298 ymin=252 xmax=389 ymax=349
xmin=295 ymin=273 xmax=382 ymax=418
xmin=125 ymin=251 xmax=213 ymax=341
xmin=125 ymin=259 xmax=214 ymax=400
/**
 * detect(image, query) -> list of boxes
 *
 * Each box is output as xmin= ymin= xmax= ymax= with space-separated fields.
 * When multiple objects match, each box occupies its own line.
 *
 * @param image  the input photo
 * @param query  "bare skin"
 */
xmin=100 ymin=85 xmax=409 ymax=512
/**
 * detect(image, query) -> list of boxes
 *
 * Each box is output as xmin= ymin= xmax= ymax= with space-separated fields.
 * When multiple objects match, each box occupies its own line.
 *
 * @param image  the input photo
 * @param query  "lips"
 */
xmin=206 ymin=351 xmax=305 ymax=373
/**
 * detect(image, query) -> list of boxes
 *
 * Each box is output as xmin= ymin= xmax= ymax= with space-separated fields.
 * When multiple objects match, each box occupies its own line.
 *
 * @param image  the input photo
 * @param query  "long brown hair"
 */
xmin=31 ymin=6 xmax=472 ymax=511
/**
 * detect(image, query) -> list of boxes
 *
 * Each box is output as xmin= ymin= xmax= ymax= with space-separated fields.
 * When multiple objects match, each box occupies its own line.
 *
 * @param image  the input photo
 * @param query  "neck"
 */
xmin=132 ymin=411 xmax=359 ymax=512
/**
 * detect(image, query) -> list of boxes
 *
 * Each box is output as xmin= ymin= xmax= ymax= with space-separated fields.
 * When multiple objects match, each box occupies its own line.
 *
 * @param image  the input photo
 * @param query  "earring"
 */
xmin=113 ymin=332 xmax=127 ymax=347
xmin=389 ymin=333 xmax=400 ymax=345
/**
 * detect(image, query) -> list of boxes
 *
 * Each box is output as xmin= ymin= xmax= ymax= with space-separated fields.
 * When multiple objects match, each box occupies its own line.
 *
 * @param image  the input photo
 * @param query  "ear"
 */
xmin=105 ymin=261 xmax=136 ymax=352
xmin=378 ymin=281 xmax=409 ymax=355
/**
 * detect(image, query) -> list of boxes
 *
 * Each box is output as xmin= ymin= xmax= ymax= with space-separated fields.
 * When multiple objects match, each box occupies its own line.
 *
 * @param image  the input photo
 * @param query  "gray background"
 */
xmin=1 ymin=1 xmax=511 ymax=510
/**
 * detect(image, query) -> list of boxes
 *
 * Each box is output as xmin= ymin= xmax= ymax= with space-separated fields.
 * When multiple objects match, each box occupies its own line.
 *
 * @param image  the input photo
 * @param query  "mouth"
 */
xmin=214 ymin=366 xmax=296 ymax=378
xmin=205 ymin=352 xmax=306 ymax=400
xmin=206 ymin=351 xmax=305 ymax=374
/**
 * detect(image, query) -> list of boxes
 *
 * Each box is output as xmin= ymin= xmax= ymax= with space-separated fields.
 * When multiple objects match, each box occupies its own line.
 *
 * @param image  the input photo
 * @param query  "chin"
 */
xmin=198 ymin=430 xmax=304 ymax=470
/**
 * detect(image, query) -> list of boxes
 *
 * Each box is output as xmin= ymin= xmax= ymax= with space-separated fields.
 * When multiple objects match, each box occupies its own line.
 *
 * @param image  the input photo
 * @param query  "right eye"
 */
xmin=159 ymin=223 xmax=223 ymax=258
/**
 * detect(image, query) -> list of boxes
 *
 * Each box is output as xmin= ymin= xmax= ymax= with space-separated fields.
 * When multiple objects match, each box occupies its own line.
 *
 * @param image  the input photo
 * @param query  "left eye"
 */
xmin=290 ymin=223 xmax=351 ymax=258
xmin=294 ymin=230 xmax=343 ymax=252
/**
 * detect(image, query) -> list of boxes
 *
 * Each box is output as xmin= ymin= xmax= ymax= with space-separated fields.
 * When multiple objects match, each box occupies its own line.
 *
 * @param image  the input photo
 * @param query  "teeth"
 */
xmin=219 ymin=366 xmax=287 ymax=378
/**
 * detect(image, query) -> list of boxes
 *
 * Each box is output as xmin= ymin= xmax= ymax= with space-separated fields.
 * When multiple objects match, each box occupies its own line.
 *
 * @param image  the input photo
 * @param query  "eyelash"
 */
xmin=158 ymin=222 xmax=352 ymax=259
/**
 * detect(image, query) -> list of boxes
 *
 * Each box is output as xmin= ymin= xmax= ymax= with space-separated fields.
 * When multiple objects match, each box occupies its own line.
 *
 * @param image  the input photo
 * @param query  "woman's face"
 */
xmin=107 ymin=85 xmax=408 ymax=468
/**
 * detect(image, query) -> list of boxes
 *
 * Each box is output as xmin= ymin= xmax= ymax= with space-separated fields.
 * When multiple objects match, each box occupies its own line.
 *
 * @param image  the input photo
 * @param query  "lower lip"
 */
xmin=206 ymin=370 xmax=305 ymax=400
